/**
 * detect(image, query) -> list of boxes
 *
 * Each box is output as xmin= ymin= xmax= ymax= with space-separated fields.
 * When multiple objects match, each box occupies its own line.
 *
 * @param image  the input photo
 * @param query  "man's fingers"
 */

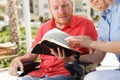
xmin=9 ymin=67 xmax=19 ymax=76
xmin=19 ymin=62 xmax=24 ymax=72
xmin=8 ymin=60 xmax=24 ymax=77
xmin=57 ymin=48 xmax=62 ymax=57
xmin=50 ymin=48 xmax=58 ymax=57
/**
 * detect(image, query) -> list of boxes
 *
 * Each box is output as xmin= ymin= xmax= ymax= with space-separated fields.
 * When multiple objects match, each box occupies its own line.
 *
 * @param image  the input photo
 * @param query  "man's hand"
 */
xmin=8 ymin=57 xmax=24 ymax=76
xmin=50 ymin=48 xmax=74 ymax=62
xmin=65 ymin=36 xmax=93 ymax=48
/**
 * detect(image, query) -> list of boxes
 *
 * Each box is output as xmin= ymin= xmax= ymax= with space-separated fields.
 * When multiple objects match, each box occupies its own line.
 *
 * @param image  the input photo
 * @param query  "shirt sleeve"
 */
xmin=85 ymin=21 xmax=98 ymax=41
xmin=31 ymin=27 xmax=43 ymax=49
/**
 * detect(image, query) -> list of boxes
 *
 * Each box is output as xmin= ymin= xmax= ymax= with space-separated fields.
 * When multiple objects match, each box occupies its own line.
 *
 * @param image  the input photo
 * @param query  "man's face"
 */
xmin=49 ymin=0 xmax=73 ymax=25
xmin=89 ymin=0 xmax=109 ymax=11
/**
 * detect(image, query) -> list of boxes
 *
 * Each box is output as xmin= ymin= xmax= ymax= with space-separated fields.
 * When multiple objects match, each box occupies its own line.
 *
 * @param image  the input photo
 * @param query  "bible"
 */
xmin=31 ymin=28 xmax=81 ymax=57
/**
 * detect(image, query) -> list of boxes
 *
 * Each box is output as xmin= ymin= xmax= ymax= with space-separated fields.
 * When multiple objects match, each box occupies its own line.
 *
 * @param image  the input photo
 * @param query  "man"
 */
xmin=9 ymin=0 xmax=98 ymax=80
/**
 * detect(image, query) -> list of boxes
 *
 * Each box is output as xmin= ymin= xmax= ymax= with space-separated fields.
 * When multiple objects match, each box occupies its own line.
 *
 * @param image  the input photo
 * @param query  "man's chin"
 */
xmin=59 ymin=21 xmax=69 ymax=25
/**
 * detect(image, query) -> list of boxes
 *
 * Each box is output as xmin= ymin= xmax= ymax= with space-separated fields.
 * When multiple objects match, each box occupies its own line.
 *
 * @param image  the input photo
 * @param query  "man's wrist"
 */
xmin=89 ymin=41 xmax=96 ymax=49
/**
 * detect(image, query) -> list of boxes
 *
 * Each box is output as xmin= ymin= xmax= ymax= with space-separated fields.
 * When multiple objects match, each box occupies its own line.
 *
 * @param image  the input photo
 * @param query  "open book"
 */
xmin=31 ymin=28 xmax=81 ymax=57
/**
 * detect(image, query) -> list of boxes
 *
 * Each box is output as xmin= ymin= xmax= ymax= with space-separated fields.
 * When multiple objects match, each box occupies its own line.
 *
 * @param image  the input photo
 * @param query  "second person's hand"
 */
xmin=65 ymin=36 xmax=93 ymax=48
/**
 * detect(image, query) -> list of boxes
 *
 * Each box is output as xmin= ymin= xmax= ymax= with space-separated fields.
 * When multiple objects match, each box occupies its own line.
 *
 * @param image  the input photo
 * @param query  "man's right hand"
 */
xmin=8 ymin=57 xmax=24 ymax=76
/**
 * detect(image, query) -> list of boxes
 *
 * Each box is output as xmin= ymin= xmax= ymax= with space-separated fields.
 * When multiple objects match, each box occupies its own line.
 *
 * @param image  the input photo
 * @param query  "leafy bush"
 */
xmin=0 ymin=25 xmax=38 ymax=68
xmin=0 ymin=58 xmax=11 ymax=68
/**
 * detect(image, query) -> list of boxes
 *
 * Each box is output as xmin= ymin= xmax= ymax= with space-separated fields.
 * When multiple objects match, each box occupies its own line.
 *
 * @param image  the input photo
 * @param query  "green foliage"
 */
xmin=20 ymin=27 xmax=26 ymax=41
xmin=31 ymin=27 xmax=38 ymax=38
xmin=19 ymin=42 xmax=26 ymax=55
xmin=0 ymin=26 xmax=11 ymax=43
xmin=0 ymin=58 xmax=11 ymax=68
xmin=19 ymin=26 xmax=38 ymax=40
xmin=0 ymin=8 xmax=3 ymax=13
xmin=0 ymin=25 xmax=38 ymax=68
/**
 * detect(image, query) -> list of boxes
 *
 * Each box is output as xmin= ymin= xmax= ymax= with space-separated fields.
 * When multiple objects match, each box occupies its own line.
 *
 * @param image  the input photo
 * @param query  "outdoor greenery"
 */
xmin=0 ymin=25 xmax=38 ymax=43
xmin=0 ymin=25 xmax=39 ymax=68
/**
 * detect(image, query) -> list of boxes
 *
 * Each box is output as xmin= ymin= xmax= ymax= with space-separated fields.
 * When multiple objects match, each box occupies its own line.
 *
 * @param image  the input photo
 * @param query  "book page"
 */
xmin=44 ymin=38 xmax=69 ymax=48
xmin=41 ymin=28 xmax=70 ymax=47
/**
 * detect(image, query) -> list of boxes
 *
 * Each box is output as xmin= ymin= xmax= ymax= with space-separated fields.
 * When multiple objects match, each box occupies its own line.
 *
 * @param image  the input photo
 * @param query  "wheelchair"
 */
xmin=18 ymin=52 xmax=99 ymax=80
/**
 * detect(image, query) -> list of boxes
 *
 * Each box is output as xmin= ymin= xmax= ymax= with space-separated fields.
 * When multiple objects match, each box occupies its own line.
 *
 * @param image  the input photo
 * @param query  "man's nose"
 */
xmin=58 ymin=7 xmax=65 ymax=14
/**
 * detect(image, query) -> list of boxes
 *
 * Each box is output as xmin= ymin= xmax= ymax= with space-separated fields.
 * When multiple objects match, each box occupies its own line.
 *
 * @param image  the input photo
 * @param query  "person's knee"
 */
xmin=84 ymin=71 xmax=102 ymax=80
xmin=49 ymin=75 xmax=73 ymax=80
xmin=20 ymin=75 xmax=36 ymax=80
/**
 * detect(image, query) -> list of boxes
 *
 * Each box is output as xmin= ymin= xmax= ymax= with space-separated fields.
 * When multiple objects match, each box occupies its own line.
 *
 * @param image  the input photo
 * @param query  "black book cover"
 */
xmin=31 ymin=28 xmax=81 ymax=57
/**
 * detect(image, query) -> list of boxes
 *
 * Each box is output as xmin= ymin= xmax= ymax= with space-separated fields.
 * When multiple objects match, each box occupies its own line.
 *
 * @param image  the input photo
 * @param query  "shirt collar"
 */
xmin=115 ymin=0 xmax=120 ymax=4
xmin=101 ymin=5 xmax=113 ymax=20
xmin=50 ymin=16 xmax=75 ymax=29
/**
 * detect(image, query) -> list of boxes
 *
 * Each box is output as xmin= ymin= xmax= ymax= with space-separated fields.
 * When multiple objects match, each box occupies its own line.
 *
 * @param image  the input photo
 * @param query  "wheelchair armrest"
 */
xmin=18 ymin=61 xmax=40 ymax=71
xmin=81 ymin=62 xmax=99 ymax=73
xmin=64 ymin=61 xmax=85 ymax=77
xmin=64 ymin=61 xmax=99 ymax=80
xmin=18 ymin=61 xmax=39 ymax=76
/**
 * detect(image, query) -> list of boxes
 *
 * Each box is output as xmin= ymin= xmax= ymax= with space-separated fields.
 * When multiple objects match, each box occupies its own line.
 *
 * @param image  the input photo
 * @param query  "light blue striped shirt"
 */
xmin=97 ymin=0 xmax=120 ymax=66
